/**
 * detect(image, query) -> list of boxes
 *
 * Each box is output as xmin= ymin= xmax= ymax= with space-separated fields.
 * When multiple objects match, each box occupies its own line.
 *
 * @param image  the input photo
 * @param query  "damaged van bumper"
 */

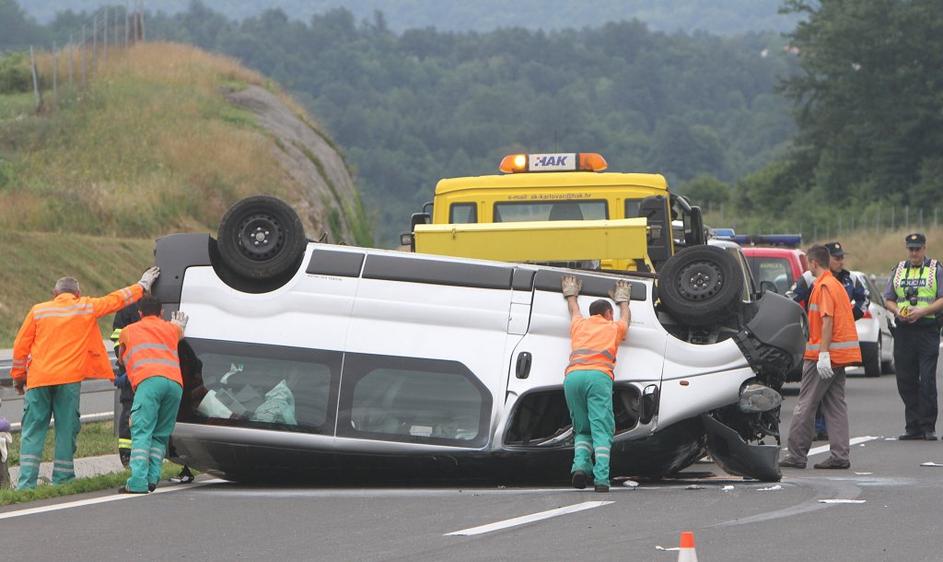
xmin=702 ymin=413 xmax=781 ymax=482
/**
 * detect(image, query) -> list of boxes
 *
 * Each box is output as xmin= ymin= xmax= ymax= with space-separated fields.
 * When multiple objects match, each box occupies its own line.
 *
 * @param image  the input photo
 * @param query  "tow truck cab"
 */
xmin=402 ymin=152 xmax=706 ymax=272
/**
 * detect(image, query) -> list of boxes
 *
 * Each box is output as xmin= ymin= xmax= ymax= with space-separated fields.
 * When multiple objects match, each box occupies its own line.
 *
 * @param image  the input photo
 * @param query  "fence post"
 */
xmin=81 ymin=25 xmax=87 ymax=86
xmin=52 ymin=43 xmax=58 ymax=102
xmin=140 ymin=1 xmax=146 ymax=42
xmin=935 ymin=208 xmax=939 ymax=229
xmin=891 ymin=206 xmax=895 ymax=230
xmin=92 ymin=13 xmax=98 ymax=73
xmin=103 ymin=7 xmax=108 ymax=63
xmin=905 ymin=205 xmax=910 ymax=229
xmin=876 ymin=207 xmax=880 ymax=233
xmin=29 ymin=46 xmax=42 ymax=111
xmin=67 ymin=36 xmax=74 ymax=86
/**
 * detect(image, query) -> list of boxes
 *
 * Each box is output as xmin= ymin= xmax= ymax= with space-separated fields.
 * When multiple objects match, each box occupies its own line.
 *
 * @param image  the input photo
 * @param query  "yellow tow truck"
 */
xmin=401 ymin=152 xmax=706 ymax=271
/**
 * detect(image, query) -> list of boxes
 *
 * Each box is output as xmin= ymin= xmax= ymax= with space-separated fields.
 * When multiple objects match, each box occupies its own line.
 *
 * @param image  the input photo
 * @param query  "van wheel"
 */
xmin=217 ymin=195 xmax=307 ymax=280
xmin=659 ymin=245 xmax=743 ymax=326
xmin=862 ymin=338 xmax=881 ymax=377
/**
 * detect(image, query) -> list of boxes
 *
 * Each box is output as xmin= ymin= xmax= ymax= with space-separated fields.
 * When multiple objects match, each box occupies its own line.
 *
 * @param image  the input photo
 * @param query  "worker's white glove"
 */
xmin=816 ymin=352 xmax=834 ymax=381
xmin=609 ymin=280 xmax=631 ymax=304
xmin=171 ymin=310 xmax=189 ymax=332
xmin=561 ymin=275 xmax=581 ymax=298
xmin=138 ymin=266 xmax=160 ymax=292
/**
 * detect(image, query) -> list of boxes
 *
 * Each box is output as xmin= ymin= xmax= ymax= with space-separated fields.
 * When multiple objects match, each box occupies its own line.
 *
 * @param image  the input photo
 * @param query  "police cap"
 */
xmin=824 ymin=241 xmax=845 ymax=257
xmin=906 ymin=233 xmax=927 ymax=248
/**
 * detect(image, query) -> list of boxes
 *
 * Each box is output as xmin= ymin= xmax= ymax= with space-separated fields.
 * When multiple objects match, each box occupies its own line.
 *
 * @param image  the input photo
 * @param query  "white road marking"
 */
xmin=807 ymin=435 xmax=880 ymax=457
xmin=0 ymin=479 xmax=225 ymax=521
xmin=445 ymin=501 xmax=613 ymax=536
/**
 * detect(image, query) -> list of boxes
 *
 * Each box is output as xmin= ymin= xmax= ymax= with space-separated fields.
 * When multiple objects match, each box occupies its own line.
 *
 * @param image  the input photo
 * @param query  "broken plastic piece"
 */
xmin=685 ymin=484 xmax=704 ymax=490
xmin=622 ymin=480 xmax=640 ymax=488
xmin=757 ymin=484 xmax=782 ymax=491
xmin=854 ymin=472 xmax=873 ymax=475
xmin=655 ymin=546 xmax=681 ymax=551
xmin=722 ymin=485 xmax=734 ymax=491
xmin=920 ymin=462 xmax=943 ymax=467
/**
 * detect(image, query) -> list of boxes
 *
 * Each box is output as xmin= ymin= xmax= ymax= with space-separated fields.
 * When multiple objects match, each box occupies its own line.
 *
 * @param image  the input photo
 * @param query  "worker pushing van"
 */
xmin=10 ymin=267 xmax=160 ymax=490
xmin=561 ymin=275 xmax=631 ymax=492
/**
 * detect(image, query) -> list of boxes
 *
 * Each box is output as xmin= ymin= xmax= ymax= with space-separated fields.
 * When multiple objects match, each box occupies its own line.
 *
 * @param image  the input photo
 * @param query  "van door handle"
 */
xmin=516 ymin=352 xmax=532 ymax=379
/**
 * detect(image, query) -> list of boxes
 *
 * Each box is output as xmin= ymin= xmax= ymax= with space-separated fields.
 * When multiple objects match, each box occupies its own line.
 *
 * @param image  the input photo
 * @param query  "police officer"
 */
xmin=883 ymin=233 xmax=943 ymax=440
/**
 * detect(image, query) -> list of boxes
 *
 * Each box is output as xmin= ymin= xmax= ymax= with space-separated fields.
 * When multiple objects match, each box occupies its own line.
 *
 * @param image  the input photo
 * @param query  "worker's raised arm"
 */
xmin=609 ymin=280 xmax=631 ymax=340
xmin=562 ymin=275 xmax=583 ymax=320
xmin=171 ymin=310 xmax=189 ymax=340
xmin=89 ymin=267 xmax=160 ymax=318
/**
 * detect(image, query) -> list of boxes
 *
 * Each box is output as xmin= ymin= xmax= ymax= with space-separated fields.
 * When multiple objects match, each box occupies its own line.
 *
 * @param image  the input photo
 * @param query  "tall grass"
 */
xmin=0 ymin=232 xmax=152 ymax=345
xmin=0 ymin=42 xmax=330 ymax=238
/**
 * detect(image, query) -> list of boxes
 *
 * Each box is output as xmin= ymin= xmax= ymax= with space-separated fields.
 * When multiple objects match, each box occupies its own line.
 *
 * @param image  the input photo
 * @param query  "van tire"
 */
xmin=217 ymin=195 xmax=307 ymax=281
xmin=659 ymin=245 xmax=743 ymax=326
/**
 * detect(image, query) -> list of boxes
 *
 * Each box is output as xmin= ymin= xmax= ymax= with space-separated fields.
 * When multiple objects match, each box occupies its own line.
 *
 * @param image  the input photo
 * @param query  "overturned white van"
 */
xmin=153 ymin=196 xmax=806 ymax=483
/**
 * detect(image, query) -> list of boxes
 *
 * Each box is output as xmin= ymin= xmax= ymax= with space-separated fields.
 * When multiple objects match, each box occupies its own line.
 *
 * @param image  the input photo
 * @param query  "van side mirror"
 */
xmin=687 ymin=206 xmax=705 ymax=246
xmin=760 ymin=280 xmax=779 ymax=294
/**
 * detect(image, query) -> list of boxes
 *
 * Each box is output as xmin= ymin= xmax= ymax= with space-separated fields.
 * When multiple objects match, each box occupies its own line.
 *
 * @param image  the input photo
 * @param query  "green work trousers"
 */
xmin=564 ymin=370 xmax=615 ymax=486
xmin=17 ymin=382 xmax=81 ymax=490
xmin=126 ymin=377 xmax=183 ymax=493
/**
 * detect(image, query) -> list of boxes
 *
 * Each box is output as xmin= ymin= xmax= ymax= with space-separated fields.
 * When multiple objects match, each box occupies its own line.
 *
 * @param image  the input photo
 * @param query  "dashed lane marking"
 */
xmin=444 ymin=500 xmax=614 ymax=536
xmin=807 ymin=435 xmax=880 ymax=457
xmin=0 ymin=479 xmax=225 ymax=521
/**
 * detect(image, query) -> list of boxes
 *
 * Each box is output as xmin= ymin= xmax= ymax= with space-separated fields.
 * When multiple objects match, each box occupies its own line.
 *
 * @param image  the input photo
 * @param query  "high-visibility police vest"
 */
xmin=565 ymin=315 xmax=628 ymax=379
xmin=803 ymin=271 xmax=862 ymax=366
xmin=119 ymin=316 xmax=183 ymax=390
xmin=893 ymin=259 xmax=938 ymax=320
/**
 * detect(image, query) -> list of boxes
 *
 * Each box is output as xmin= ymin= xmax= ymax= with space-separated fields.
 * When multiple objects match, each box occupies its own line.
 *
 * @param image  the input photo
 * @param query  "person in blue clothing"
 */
xmin=791 ymin=241 xmax=867 ymax=440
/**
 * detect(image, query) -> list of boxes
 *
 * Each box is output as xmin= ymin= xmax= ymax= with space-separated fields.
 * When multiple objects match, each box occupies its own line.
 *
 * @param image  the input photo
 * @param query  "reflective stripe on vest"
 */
xmin=120 ymin=317 xmax=183 ymax=389
xmin=803 ymin=272 xmax=863 ymax=365
xmin=893 ymin=259 xmax=938 ymax=319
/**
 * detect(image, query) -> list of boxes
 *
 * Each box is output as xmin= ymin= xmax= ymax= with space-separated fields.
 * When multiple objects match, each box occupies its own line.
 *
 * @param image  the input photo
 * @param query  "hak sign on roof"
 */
xmin=528 ymin=153 xmax=577 ymax=172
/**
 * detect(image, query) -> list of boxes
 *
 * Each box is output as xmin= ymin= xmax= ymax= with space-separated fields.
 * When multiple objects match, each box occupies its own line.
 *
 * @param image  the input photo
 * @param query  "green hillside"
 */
xmin=0 ymin=41 xmax=365 ymax=346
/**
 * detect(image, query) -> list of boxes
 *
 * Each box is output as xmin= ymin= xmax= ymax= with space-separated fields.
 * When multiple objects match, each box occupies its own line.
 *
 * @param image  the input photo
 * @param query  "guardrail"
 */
xmin=8 ymin=411 xmax=114 ymax=434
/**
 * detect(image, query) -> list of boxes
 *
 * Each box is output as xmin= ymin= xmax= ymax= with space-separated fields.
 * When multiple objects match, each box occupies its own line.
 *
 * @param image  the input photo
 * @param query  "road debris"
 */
xmin=685 ymin=484 xmax=704 ymax=490
xmin=854 ymin=472 xmax=873 ymax=475
xmin=919 ymin=462 xmax=943 ymax=467
xmin=722 ymin=485 xmax=734 ymax=492
xmin=622 ymin=480 xmax=640 ymax=488
xmin=655 ymin=546 xmax=681 ymax=551
xmin=757 ymin=484 xmax=782 ymax=492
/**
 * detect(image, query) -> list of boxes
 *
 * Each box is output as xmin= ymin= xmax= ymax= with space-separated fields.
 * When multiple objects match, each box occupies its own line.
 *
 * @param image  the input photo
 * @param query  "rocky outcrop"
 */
xmin=226 ymin=85 xmax=366 ymax=244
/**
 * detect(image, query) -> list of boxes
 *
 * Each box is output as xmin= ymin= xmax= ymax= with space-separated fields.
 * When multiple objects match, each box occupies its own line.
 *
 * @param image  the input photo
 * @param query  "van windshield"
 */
xmin=493 ymin=200 xmax=607 ymax=223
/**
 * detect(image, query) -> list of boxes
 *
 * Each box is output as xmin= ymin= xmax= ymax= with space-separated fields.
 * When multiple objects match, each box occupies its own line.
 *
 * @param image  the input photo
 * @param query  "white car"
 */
xmin=851 ymin=271 xmax=895 ymax=377
xmin=152 ymin=196 xmax=805 ymax=483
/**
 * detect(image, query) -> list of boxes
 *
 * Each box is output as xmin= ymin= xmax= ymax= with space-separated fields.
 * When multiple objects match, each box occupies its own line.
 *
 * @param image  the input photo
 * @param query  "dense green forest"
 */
xmin=20 ymin=0 xmax=797 ymax=34
xmin=5 ymin=1 xmax=941 ymax=244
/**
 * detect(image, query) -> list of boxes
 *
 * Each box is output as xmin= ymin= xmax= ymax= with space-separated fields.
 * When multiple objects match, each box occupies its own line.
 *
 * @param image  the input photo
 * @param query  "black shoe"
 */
xmin=778 ymin=456 xmax=806 ymax=469
xmin=925 ymin=432 xmax=938 ymax=441
xmin=117 ymin=486 xmax=148 ymax=494
xmin=813 ymin=457 xmax=850 ymax=469
xmin=899 ymin=432 xmax=925 ymax=441
xmin=571 ymin=471 xmax=587 ymax=490
xmin=118 ymin=449 xmax=131 ymax=468
xmin=594 ymin=484 xmax=609 ymax=493
xmin=148 ymin=483 xmax=157 ymax=492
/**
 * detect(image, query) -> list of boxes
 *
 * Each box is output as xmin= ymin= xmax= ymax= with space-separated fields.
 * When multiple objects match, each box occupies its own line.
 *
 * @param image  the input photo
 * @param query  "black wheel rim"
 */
xmin=236 ymin=212 xmax=284 ymax=261
xmin=676 ymin=261 xmax=723 ymax=301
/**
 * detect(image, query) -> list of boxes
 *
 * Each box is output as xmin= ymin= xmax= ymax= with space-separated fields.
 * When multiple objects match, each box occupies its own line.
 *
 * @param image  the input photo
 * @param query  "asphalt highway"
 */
xmin=3 ymin=364 xmax=943 ymax=561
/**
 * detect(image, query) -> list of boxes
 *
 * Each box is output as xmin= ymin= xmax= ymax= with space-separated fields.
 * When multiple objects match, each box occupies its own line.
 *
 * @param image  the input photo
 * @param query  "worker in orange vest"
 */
xmin=561 ymin=275 xmax=631 ymax=493
xmin=10 ymin=267 xmax=160 ymax=489
xmin=779 ymin=245 xmax=861 ymax=470
xmin=116 ymin=295 xmax=188 ymax=494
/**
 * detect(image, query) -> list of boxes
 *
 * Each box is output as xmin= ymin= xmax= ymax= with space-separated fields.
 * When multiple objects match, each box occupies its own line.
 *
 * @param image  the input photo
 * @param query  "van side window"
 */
xmin=179 ymin=339 xmax=340 ymax=435
xmin=337 ymin=354 xmax=491 ymax=447
xmin=449 ymin=203 xmax=477 ymax=224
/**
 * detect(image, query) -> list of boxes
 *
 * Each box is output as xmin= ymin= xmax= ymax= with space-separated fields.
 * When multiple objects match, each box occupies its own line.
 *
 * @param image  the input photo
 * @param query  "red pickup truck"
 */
xmin=741 ymin=247 xmax=808 ymax=298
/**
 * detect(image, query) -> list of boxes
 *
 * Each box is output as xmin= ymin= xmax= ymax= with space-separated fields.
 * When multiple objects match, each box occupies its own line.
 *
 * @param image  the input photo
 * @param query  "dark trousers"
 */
xmin=118 ymin=380 xmax=133 ymax=442
xmin=894 ymin=325 xmax=941 ymax=434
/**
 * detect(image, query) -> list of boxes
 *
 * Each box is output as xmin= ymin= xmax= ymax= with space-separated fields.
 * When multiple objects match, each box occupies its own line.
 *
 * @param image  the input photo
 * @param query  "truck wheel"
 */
xmin=216 ymin=195 xmax=307 ymax=281
xmin=659 ymin=245 xmax=743 ymax=326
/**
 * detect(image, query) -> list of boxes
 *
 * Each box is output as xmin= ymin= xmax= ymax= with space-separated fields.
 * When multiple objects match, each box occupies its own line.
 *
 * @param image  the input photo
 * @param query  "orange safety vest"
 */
xmin=803 ymin=270 xmax=862 ymax=367
xmin=11 ymin=284 xmax=144 ymax=389
xmin=565 ymin=315 xmax=628 ymax=379
xmin=119 ymin=315 xmax=183 ymax=390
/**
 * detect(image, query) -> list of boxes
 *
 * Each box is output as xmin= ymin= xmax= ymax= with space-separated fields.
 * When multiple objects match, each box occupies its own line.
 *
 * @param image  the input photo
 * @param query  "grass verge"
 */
xmin=7 ymin=421 xmax=117 ymax=466
xmin=0 ymin=462 xmax=187 ymax=506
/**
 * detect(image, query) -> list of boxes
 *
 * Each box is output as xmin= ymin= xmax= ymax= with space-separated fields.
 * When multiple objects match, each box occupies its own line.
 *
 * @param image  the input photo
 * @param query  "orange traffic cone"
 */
xmin=677 ymin=531 xmax=698 ymax=562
